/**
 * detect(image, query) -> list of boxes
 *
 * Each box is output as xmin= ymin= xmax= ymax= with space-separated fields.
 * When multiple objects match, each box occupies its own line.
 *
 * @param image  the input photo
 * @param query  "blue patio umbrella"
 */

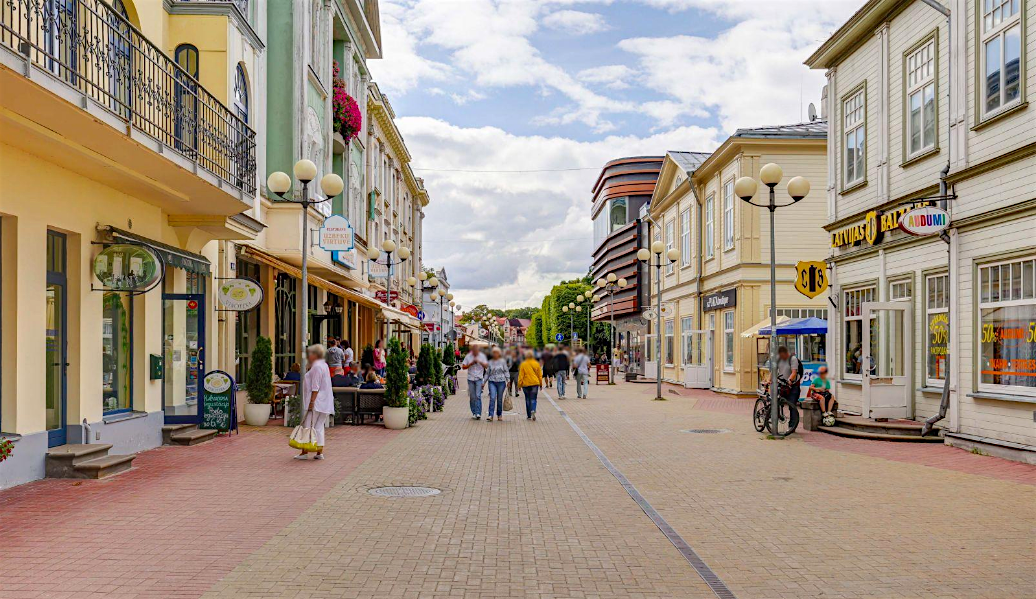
xmin=757 ymin=317 xmax=828 ymax=336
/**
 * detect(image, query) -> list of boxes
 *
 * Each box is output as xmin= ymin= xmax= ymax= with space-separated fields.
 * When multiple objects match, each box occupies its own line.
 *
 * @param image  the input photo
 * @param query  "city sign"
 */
xmin=899 ymin=205 xmax=949 ymax=237
xmin=318 ymin=215 xmax=354 ymax=252
xmin=793 ymin=261 xmax=829 ymax=299
xmin=830 ymin=201 xmax=934 ymax=248
xmin=702 ymin=289 xmax=737 ymax=312
xmin=93 ymin=243 xmax=162 ymax=292
xmin=217 ymin=278 xmax=263 ymax=311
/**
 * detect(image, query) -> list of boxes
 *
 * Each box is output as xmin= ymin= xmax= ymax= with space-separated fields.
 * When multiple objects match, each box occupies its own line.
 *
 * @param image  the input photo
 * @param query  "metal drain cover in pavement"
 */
xmin=368 ymin=486 xmax=441 ymax=498
xmin=680 ymin=428 xmax=731 ymax=434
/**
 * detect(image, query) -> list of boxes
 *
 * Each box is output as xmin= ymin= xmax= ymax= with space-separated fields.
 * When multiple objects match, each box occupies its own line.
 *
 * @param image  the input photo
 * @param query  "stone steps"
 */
xmin=46 ymin=444 xmax=136 ymax=479
xmin=162 ymin=424 xmax=217 ymax=446
xmin=819 ymin=416 xmax=944 ymax=443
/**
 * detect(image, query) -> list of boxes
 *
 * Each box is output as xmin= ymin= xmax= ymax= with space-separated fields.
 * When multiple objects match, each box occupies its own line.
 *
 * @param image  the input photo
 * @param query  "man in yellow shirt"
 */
xmin=517 ymin=350 xmax=543 ymax=420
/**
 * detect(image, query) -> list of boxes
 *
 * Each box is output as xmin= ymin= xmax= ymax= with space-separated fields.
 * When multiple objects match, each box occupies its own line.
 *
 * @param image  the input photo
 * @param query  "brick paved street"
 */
xmin=2 ymin=382 xmax=1034 ymax=598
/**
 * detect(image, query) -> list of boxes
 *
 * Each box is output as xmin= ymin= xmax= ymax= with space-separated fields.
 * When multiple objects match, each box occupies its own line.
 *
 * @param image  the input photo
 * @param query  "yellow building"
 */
xmin=0 ymin=0 xmax=261 ymax=487
xmin=647 ymin=123 xmax=829 ymax=395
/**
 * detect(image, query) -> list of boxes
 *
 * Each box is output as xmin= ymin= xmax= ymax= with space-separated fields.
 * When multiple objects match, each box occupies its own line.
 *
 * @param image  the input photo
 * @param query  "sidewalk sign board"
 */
xmin=201 ymin=370 xmax=237 ymax=433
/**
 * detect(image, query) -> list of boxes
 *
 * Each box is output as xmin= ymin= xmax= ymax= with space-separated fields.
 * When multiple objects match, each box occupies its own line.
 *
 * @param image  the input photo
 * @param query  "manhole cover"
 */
xmin=368 ymin=486 xmax=441 ymax=498
xmin=680 ymin=428 xmax=731 ymax=434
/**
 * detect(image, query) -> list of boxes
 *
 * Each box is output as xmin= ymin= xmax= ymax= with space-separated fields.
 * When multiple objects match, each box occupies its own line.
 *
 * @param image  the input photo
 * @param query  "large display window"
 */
xmin=978 ymin=257 xmax=1036 ymax=394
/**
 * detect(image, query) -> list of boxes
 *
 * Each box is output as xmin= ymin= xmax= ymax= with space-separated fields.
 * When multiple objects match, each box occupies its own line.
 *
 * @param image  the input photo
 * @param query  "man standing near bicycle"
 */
xmin=776 ymin=346 xmax=802 ymax=429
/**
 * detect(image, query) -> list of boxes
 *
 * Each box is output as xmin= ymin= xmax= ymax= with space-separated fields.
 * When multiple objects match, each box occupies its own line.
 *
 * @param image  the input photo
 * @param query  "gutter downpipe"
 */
xmin=921 ymin=0 xmax=953 ymax=436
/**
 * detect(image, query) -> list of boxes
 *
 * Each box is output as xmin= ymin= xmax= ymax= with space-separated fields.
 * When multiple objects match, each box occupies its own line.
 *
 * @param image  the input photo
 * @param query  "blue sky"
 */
xmin=368 ymin=0 xmax=860 ymax=310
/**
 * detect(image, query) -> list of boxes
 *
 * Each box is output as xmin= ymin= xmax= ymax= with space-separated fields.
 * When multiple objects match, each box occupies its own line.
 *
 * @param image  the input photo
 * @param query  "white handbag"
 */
xmin=289 ymin=412 xmax=320 ymax=451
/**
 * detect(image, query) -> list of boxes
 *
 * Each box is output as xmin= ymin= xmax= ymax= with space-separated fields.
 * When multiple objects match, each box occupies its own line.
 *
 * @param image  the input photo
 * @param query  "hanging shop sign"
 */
xmin=201 ymin=370 xmax=237 ymax=433
xmin=375 ymin=290 xmax=399 ymax=303
xmin=93 ymin=243 xmax=163 ymax=293
xmin=702 ymin=289 xmax=737 ymax=312
xmin=319 ymin=215 xmax=355 ymax=252
xmin=217 ymin=278 xmax=263 ymax=311
xmin=402 ymin=304 xmax=420 ymax=318
xmin=794 ymin=261 xmax=829 ymax=299
xmin=899 ymin=205 xmax=950 ymax=236
xmin=830 ymin=201 xmax=934 ymax=248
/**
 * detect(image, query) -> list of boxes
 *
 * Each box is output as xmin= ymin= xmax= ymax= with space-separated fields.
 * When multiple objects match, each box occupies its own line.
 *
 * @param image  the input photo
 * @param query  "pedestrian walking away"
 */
xmin=553 ymin=346 xmax=571 ymax=398
xmin=541 ymin=347 xmax=555 ymax=388
xmin=517 ymin=349 xmax=543 ymax=420
xmin=572 ymin=346 xmax=591 ymax=399
xmin=325 ymin=337 xmax=345 ymax=377
xmin=507 ymin=347 xmax=521 ymax=397
xmin=292 ymin=344 xmax=335 ymax=460
xmin=485 ymin=347 xmax=509 ymax=421
xmin=341 ymin=339 xmax=354 ymax=369
xmin=461 ymin=345 xmax=488 ymax=419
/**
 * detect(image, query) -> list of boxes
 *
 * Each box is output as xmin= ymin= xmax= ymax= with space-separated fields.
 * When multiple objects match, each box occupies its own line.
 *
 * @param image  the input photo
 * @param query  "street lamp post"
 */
xmin=267 ymin=162 xmax=343 ymax=377
xmin=735 ymin=163 xmax=810 ymax=437
xmin=637 ymin=242 xmax=679 ymax=401
xmin=368 ymin=239 xmax=411 ymax=343
xmin=594 ymin=275 xmax=628 ymax=383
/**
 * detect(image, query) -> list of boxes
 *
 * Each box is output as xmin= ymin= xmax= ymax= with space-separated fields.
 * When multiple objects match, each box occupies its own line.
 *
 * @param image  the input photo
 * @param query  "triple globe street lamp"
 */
xmin=637 ymin=242 xmax=679 ymax=401
xmin=735 ymin=163 xmax=810 ymax=437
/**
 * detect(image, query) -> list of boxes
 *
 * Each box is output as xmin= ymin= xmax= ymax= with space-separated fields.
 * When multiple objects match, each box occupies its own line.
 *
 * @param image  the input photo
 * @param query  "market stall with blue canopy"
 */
xmin=756 ymin=317 xmax=828 ymax=396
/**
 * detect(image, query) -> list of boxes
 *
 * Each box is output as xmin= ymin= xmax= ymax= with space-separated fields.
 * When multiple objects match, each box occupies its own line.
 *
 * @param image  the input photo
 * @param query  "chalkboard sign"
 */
xmin=201 ymin=370 xmax=235 ymax=432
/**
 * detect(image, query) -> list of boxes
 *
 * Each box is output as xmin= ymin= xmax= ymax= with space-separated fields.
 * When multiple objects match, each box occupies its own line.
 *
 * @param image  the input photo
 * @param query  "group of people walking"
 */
xmin=461 ymin=344 xmax=593 ymax=422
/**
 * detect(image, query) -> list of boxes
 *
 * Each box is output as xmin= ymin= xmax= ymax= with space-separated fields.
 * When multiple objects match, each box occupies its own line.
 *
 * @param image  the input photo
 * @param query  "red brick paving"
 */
xmin=662 ymin=382 xmax=1036 ymax=486
xmin=0 ymin=423 xmax=397 ymax=599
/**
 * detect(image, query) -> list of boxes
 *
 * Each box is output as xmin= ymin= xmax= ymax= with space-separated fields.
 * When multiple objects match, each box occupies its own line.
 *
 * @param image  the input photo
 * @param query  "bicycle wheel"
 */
xmin=752 ymin=397 xmax=768 ymax=433
xmin=766 ymin=399 xmax=795 ymax=437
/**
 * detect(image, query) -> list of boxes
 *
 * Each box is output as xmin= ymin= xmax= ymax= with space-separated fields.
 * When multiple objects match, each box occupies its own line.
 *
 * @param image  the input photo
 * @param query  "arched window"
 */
xmin=234 ymin=64 xmax=249 ymax=123
xmin=174 ymin=45 xmax=200 ymax=152
xmin=175 ymin=44 xmax=199 ymax=78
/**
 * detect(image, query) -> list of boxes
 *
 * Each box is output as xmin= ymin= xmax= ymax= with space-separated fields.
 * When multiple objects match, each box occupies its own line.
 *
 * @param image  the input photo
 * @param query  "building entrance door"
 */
xmin=643 ymin=334 xmax=658 ymax=380
xmin=863 ymin=302 xmax=912 ymax=419
xmin=682 ymin=330 xmax=713 ymax=389
xmin=163 ymin=294 xmax=206 ymax=424
xmin=45 ymin=231 xmax=68 ymax=447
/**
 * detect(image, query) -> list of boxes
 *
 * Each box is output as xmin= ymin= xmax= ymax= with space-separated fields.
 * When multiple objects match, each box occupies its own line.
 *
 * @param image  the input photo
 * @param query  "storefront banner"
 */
xmin=217 ymin=278 xmax=263 ymax=311
xmin=402 ymin=304 xmax=420 ymax=318
xmin=702 ymin=289 xmax=737 ymax=312
xmin=319 ymin=215 xmax=354 ymax=252
xmin=376 ymin=290 xmax=399 ymax=303
xmin=93 ymin=243 xmax=163 ymax=292
xmin=899 ymin=206 xmax=949 ymax=236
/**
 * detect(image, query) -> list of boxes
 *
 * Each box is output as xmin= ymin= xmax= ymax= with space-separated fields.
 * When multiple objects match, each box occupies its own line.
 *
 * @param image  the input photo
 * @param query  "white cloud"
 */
xmin=542 ymin=10 xmax=611 ymax=35
xmin=368 ymin=0 xmax=454 ymax=96
xmin=400 ymin=117 xmax=721 ymax=306
xmin=576 ymin=64 xmax=634 ymax=90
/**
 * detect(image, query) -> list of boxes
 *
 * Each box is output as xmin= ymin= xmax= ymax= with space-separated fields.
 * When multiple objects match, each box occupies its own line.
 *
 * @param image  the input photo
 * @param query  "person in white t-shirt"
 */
xmin=294 ymin=344 xmax=335 ymax=461
xmin=461 ymin=346 xmax=489 ymax=419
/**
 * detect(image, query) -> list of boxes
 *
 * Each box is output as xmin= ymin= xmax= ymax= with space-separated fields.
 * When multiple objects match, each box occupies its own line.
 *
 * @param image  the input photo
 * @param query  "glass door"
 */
xmin=163 ymin=294 xmax=205 ymax=424
xmin=46 ymin=231 xmax=68 ymax=447
xmin=863 ymin=302 xmax=912 ymax=419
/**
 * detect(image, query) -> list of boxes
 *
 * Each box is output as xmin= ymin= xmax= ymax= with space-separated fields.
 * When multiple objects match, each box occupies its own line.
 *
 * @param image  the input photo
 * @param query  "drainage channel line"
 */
xmin=543 ymin=392 xmax=737 ymax=599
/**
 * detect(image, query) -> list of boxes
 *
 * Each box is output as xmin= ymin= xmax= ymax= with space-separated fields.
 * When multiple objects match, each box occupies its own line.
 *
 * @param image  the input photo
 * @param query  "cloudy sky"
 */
xmin=368 ymin=0 xmax=860 ymax=311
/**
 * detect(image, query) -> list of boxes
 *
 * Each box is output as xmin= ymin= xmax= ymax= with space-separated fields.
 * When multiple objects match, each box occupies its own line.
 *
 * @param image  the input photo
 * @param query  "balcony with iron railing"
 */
xmin=0 ymin=0 xmax=256 ymax=198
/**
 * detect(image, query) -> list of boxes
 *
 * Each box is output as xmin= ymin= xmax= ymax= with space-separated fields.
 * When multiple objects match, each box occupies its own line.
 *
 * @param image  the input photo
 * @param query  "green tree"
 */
xmin=384 ymin=338 xmax=409 ymax=408
xmin=527 ymin=312 xmax=544 ymax=349
xmin=245 ymin=336 xmax=273 ymax=404
xmin=442 ymin=343 xmax=456 ymax=366
xmin=458 ymin=304 xmax=495 ymax=325
xmin=416 ymin=344 xmax=434 ymax=386
xmin=503 ymin=306 xmax=538 ymax=320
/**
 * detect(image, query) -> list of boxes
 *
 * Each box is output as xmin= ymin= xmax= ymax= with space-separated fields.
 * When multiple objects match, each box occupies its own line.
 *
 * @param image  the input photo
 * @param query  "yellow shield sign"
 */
xmin=794 ymin=261 xmax=829 ymax=299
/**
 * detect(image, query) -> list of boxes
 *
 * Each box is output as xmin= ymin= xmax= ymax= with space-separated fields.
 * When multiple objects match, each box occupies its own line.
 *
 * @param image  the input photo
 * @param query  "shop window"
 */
xmin=926 ymin=273 xmax=949 ymax=385
xmin=705 ymin=194 xmax=714 ymax=258
xmin=102 ymin=292 xmax=133 ymax=413
xmin=843 ymin=86 xmax=866 ymax=188
xmin=680 ymin=316 xmax=694 ymax=365
xmin=723 ymin=179 xmax=735 ymax=251
xmin=723 ymin=311 xmax=735 ymax=371
xmin=978 ymin=257 xmax=1036 ymax=394
xmin=980 ymin=0 xmax=1022 ymax=118
xmin=235 ymin=260 xmax=260 ymax=382
xmin=905 ymin=37 xmax=937 ymax=157
xmin=274 ymin=273 xmax=297 ymax=377
xmin=680 ymin=209 xmax=691 ymax=267
xmin=843 ymin=287 xmax=875 ymax=377
xmin=775 ymin=308 xmax=829 ymax=320
xmin=664 ymin=319 xmax=674 ymax=365
xmin=890 ymin=280 xmax=912 ymax=301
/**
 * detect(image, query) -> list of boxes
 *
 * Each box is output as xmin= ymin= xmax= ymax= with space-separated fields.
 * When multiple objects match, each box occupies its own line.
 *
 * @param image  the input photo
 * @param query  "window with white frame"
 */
xmin=664 ymin=319 xmax=674 ymax=365
xmin=978 ymin=257 xmax=1036 ymax=394
xmin=723 ymin=311 xmax=735 ymax=370
xmin=843 ymin=87 xmax=866 ymax=188
xmin=680 ymin=315 xmax=694 ymax=365
xmin=775 ymin=308 xmax=829 ymax=320
xmin=925 ymin=273 xmax=949 ymax=385
xmin=906 ymin=38 xmax=937 ymax=157
xmin=705 ymin=194 xmax=715 ymax=258
xmin=665 ymin=220 xmax=675 ymax=275
xmin=890 ymin=280 xmax=913 ymax=301
xmin=723 ymin=180 xmax=735 ymax=251
xmin=980 ymin=0 xmax=1022 ymax=117
xmin=844 ymin=287 xmax=876 ymax=377
xmin=680 ymin=209 xmax=691 ymax=267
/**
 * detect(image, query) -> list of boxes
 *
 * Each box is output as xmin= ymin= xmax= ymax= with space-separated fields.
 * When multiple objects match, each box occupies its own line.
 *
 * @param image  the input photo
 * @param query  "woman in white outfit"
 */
xmin=295 ymin=344 xmax=335 ymax=460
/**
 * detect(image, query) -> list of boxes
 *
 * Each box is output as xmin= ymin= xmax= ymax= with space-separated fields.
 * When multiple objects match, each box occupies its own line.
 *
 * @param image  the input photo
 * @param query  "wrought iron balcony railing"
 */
xmin=1 ymin=0 xmax=256 ymax=195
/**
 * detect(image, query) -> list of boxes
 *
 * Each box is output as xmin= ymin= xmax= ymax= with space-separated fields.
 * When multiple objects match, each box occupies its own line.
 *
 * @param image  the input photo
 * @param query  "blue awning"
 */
xmin=758 ymin=317 xmax=828 ymax=336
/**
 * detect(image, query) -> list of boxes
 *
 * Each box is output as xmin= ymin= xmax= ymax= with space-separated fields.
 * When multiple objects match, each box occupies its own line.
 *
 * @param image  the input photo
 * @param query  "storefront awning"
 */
xmin=758 ymin=317 xmax=828 ymax=336
xmin=741 ymin=316 xmax=789 ymax=338
xmin=240 ymin=247 xmax=379 ymax=308
xmin=381 ymin=306 xmax=421 ymax=329
xmin=105 ymin=226 xmax=211 ymax=275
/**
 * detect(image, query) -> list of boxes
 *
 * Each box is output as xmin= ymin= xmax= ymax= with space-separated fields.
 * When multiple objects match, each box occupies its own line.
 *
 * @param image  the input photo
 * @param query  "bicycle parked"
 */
xmin=753 ymin=375 xmax=799 ymax=437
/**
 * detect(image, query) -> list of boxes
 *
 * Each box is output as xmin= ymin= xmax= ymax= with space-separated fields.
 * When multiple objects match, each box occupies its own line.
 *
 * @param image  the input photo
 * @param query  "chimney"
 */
xmin=820 ymin=85 xmax=828 ymax=119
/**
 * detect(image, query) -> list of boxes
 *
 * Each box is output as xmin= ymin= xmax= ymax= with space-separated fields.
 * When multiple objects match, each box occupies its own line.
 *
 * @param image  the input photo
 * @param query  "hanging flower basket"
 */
xmin=0 ymin=438 xmax=13 ymax=464
xmin=332 ymin=61 xmax=362 ymax=143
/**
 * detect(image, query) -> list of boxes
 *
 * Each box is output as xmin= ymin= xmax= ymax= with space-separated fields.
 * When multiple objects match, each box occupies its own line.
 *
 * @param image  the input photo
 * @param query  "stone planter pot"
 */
xmin=244 ymin=403 xmax=272 ymax=426
xmin=383 ymin=406 xmax=409 ymax=430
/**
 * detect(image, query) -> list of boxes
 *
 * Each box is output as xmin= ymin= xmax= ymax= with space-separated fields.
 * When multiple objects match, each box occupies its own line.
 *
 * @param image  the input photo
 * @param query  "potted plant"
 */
xmin=442 ymin=343 xmax=456 ymax=395
xmin=383 ymin=338 xmax=410 ymax=429
xmin=244 ymin=336 xmax=274 ymax=426
xmin=0 ymin=437 xmax=13 ymax=465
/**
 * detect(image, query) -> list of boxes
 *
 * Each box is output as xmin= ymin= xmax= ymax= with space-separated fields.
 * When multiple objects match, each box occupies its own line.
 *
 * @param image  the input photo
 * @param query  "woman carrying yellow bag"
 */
xmin=291 ymin=344 xmax=335 ymax=460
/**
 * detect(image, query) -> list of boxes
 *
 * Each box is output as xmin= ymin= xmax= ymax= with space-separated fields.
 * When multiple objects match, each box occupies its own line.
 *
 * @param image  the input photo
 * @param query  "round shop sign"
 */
xmin=93 ymin=244 xmax=162 ymax=292
xmin=899 ymin=205 xmax=949 ymax=237
xmin=217 ymin=278 xmax=264 ymax=311
xmin=203 ymin=371 xmax=233 ymax=394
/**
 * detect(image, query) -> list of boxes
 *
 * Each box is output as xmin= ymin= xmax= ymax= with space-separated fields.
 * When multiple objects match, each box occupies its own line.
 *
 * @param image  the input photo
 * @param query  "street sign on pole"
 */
xmin=555 ymin=333 xmax=564 ymax=342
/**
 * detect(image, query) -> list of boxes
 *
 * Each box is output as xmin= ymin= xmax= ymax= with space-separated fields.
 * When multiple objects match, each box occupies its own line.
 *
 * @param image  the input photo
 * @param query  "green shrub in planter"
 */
xmin=384 ymin=338 xmax=409 ymax=409
xmin=415 ymin=344 xmax=434 ymax=386
xmin=245 ymin=336 xmax=273 ymax=404
xmin=285 ymin=395 xmax=302 ymax=427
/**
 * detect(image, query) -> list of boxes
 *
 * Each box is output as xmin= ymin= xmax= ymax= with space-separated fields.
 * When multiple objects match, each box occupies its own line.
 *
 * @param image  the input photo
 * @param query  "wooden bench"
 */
xmin=332 ymin=388 xmax=388 ymax=425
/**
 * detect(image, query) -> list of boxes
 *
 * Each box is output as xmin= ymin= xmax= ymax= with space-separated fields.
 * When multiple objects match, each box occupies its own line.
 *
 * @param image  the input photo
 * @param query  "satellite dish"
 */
xmin=808 ymin=103 xmax=818 ymax=122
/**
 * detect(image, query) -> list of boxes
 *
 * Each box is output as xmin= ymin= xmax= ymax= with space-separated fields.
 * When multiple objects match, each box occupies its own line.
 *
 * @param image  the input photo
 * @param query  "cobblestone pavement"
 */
xmin=557 ymin=382 xmax=1036 ymax=599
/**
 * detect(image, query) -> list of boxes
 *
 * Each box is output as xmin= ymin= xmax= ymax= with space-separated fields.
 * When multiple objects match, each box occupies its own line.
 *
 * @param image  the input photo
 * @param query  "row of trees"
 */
xmin=526 ymin=275 xmax=610 ymax=352
xmin=458 ymin=304 xmax=538 ymax=324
